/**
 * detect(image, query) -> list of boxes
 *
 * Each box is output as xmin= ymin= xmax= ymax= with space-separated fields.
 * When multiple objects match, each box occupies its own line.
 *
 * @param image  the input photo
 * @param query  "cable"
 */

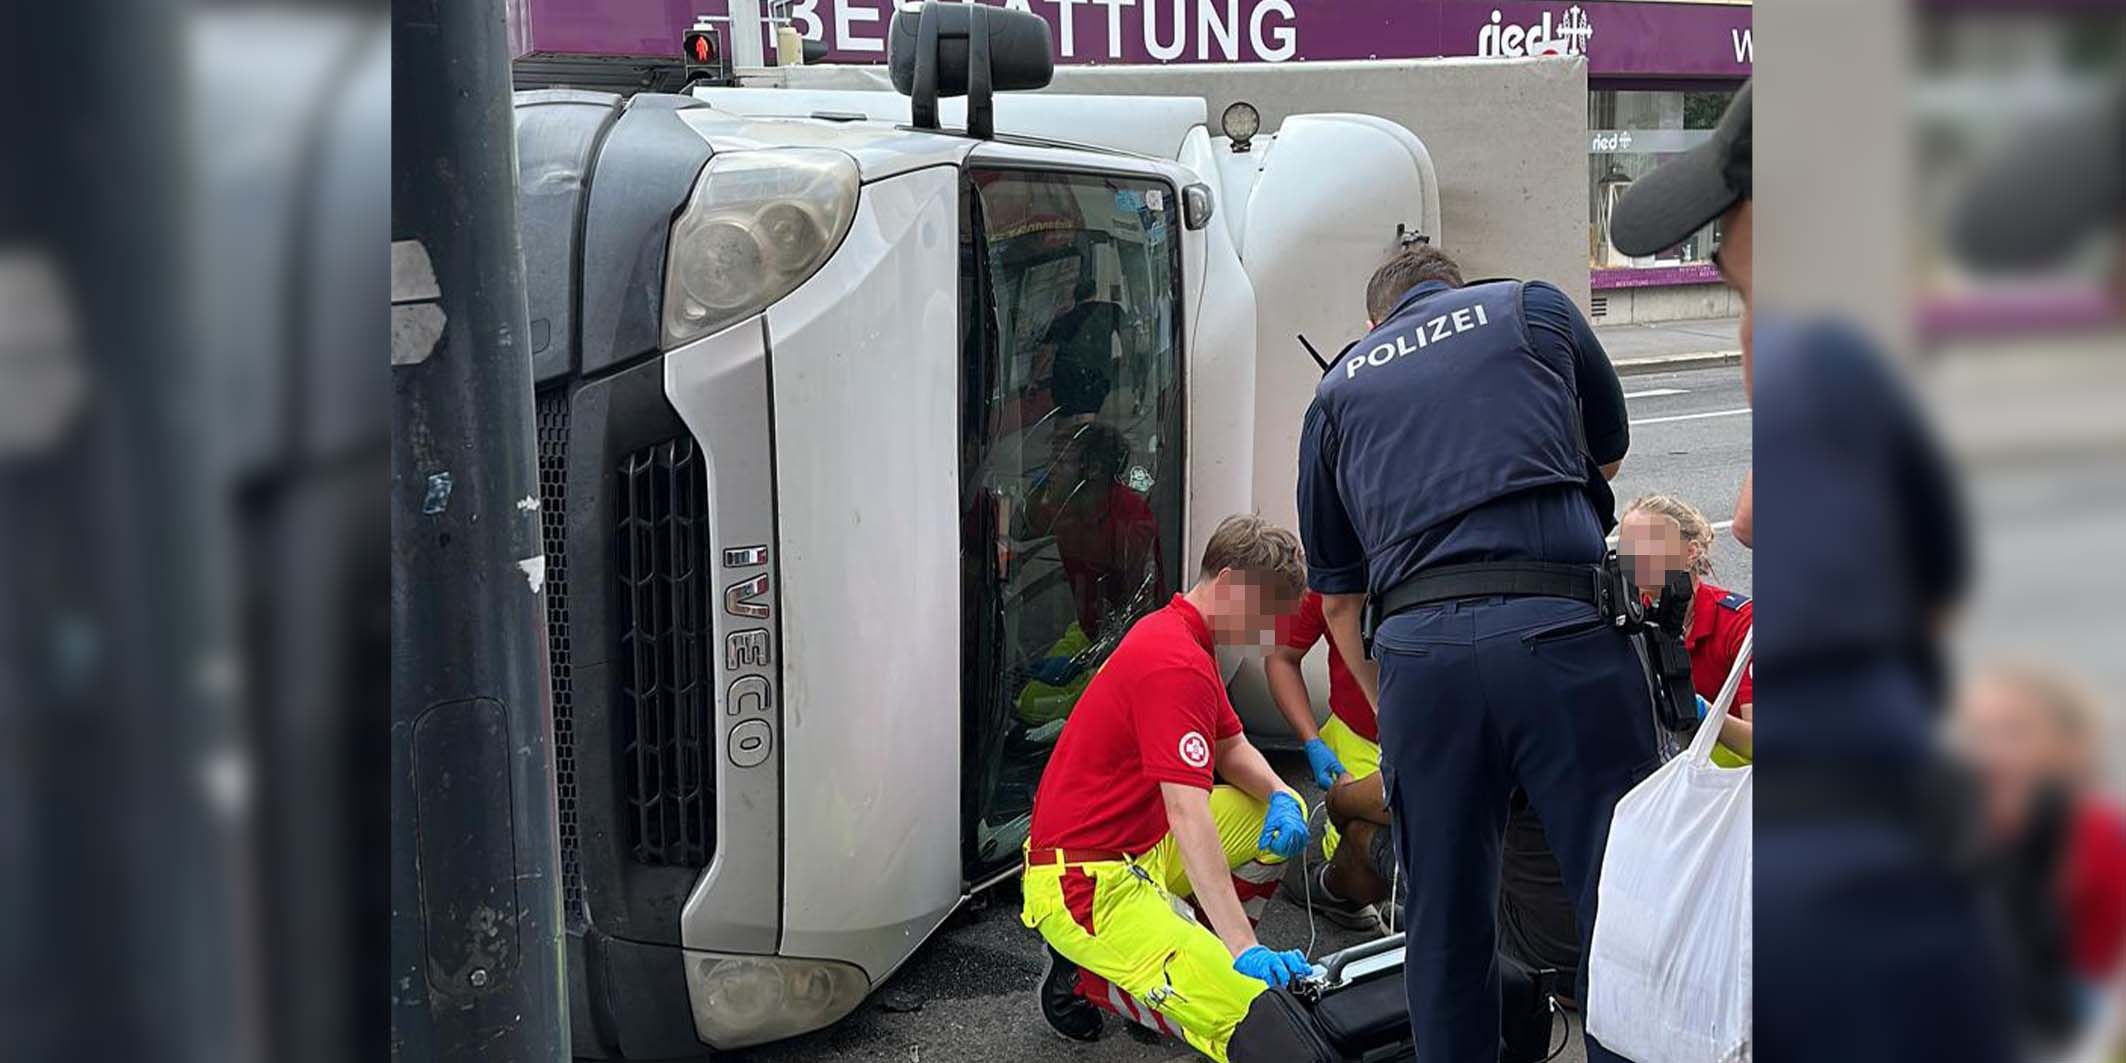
xmin=1542 ymin=999 xmax=1572 ymax=1062
xmin=1299 ymin=800 xmax=1332 ymax=959
xmin=1380 ymin=806 xmax=1402 ymax=937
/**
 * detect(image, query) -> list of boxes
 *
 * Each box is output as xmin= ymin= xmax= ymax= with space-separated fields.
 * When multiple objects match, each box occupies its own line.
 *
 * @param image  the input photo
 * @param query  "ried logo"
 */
xmin=1478 ymin=5 xmax=1594 ymax=60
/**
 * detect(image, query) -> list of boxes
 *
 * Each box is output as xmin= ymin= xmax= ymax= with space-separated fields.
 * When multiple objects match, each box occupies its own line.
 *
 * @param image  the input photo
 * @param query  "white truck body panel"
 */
xmin=759 ymin=167 xmax=967 ymax=983
xmin=668 ymin=316 xmax=787 ymax=958
xmin=1234 ymin=114 xmax=1439 ymax=539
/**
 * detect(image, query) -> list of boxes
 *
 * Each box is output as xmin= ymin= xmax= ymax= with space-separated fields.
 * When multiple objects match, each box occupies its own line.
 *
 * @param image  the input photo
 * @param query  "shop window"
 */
xmin=1588 ymin=88 xmax=1738 ymax=272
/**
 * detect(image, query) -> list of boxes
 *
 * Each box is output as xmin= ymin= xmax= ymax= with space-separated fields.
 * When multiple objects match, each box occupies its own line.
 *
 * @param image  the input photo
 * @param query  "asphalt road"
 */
xmin=1608 ymin=363 xmax=1754 ymax=595
xmin=1957 ymin=452 xmax=2126 ymax=782
xmin=730 ymin=364 xmax=1754 ymax=1063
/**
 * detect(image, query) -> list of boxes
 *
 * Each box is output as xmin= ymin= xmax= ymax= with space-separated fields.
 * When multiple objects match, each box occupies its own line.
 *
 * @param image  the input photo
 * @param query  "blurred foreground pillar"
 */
xmin=390 ymin=0 xmax=567 ymax=1059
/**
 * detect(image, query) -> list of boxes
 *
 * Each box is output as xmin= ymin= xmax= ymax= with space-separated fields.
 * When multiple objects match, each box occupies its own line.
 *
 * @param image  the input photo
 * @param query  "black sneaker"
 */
xmin=1040 ymin=945 xmax=1104 ymax=1043
xmin=1287 ymin=866 xmax=1385 ymax=933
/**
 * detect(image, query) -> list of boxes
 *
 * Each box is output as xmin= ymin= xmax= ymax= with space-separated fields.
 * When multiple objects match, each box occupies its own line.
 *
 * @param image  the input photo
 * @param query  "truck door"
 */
xmin=959 ymin=165 xmax=1188 ymax=883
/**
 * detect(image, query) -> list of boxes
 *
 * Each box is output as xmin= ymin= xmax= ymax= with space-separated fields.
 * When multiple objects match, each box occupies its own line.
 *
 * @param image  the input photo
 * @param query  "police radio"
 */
xmin=1637 ymin=568 xmax=1701 ymax=735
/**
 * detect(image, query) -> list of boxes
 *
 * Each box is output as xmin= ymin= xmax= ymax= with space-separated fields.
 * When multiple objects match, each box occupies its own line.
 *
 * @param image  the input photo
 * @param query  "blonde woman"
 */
xmin=1618 ymin=493 xmax=1752 ymax=758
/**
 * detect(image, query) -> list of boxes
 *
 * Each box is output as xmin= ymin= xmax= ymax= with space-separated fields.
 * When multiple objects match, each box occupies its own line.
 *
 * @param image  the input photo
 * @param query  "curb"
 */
xmin=1614 ymin=350 xmax=1742 ymax=376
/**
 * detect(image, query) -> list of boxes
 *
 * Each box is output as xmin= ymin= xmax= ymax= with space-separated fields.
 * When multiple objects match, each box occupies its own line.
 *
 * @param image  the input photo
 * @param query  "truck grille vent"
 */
xmin=535 ymin=391 xmax=587 ymax=928
xmin=615 ymin=436 xmax=715 ymax=868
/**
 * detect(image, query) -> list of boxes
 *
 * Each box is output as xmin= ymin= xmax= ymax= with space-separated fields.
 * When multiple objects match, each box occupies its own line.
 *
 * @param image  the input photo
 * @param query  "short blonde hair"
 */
xmin=1200 ymin=514 xmax=1307 ymax=600
xmin=1624 ymin=493 xmax=1717 ymax=579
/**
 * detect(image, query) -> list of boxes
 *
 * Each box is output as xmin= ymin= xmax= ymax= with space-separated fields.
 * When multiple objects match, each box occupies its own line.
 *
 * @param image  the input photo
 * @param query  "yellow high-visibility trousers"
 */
xmin=1021 ymin=786 xmax=1295 ymax=1061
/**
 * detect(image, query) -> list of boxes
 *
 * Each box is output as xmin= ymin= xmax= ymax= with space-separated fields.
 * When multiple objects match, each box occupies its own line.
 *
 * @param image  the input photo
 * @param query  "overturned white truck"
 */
xmin=515 ymin=5 xmax=1439 ymax=1055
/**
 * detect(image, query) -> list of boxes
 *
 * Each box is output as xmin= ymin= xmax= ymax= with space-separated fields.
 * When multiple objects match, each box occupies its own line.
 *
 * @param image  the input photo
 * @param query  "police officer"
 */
xmin=1297 ymin=244 xmax=1649 ymax=1062
xmin=1607 ymin=82 xmax=2021 ymax=1061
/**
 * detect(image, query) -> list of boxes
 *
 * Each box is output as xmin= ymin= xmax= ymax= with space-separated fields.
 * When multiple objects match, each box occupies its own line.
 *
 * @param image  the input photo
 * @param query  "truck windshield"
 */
xmin=960 ymin=168 xmax=1186 ymax=881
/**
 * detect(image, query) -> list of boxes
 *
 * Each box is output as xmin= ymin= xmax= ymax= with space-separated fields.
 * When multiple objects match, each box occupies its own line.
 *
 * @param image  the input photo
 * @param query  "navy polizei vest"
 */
xmin=1314 ymin=280 xmax=1590 ymax=570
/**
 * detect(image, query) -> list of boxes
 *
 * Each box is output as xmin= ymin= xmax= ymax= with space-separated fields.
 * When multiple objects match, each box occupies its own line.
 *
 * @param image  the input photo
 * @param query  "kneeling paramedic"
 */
xmin=1297 ymin=247 xmax=1656 ymax=1063
xmin=1266 ymin=588 xmax=1388 ymax=930
xmin=1023 ymin=515 xmax=1315 ymax=1061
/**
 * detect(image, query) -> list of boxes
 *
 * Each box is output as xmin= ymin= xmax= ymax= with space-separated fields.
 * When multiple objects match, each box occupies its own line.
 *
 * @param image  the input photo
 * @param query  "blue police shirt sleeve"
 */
xmin=1523 ymin=281 xmax=1629 ymax=465
xmin=1297 ymin=398 xmax=1368 ymax=595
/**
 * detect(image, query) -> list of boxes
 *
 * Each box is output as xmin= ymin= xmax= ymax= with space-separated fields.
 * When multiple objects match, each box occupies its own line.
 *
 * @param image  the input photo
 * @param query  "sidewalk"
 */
xmin=1595 ymin=316 xmax=1742 ymax=375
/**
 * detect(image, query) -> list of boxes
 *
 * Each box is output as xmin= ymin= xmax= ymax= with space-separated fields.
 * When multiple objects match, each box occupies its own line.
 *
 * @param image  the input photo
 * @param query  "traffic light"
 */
xmin=683 ymin=25 xmax=720 ymax=67
xmin=680 ymin=21 xmax=730 ymax=87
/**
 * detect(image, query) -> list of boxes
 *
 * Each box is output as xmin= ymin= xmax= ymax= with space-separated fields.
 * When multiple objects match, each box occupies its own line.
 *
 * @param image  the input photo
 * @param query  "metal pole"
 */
xmin=390 ymin=0 xmax=566 ymax=1059
xmin=731 ymin=0 xmax=768 ymax=69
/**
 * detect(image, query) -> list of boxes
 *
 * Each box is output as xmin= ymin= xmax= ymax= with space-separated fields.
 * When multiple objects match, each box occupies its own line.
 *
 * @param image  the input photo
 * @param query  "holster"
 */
xmin=1363 ymin=554 xmax=1700 ymax=735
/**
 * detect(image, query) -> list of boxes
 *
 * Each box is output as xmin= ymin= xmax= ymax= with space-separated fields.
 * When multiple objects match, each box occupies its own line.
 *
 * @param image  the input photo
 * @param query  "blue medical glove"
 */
xmin=1233 ymin=945 xmax=1312 ymax=988
xmin=1302 ymin=738 xmax=1347 ymax=792
xmin=1026 ymin=656 xmax=1083 ymax=687
xmin=1695 ymin=694 xmax=1713 ymax=720
xmin=1257 ymin=792 xmax=1310 ymax=860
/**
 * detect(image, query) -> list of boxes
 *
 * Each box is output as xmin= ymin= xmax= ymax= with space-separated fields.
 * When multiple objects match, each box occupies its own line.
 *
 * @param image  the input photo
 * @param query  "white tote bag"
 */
xmin=1586 ymin=632 xmax=1753 ymax=1063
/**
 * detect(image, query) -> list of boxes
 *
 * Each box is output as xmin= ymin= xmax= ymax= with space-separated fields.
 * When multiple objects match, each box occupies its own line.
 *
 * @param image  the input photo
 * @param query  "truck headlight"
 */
xmin=685 ymin=951 xmax=870 ymax=1049
xmin=662 ymin=149 xmax=858 ymax=348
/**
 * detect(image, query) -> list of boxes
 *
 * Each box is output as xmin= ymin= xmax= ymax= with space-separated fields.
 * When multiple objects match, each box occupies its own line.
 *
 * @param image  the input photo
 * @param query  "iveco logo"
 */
xmin=720 ymin=543 xmax=776 ymax=770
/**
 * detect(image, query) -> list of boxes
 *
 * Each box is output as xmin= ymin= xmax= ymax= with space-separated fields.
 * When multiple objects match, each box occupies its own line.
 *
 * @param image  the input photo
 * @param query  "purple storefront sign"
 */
xmin=514 ymin=0 xmax=1750 ymax=78
xmin=1590 ymin=263 xmax=1723 ymax=290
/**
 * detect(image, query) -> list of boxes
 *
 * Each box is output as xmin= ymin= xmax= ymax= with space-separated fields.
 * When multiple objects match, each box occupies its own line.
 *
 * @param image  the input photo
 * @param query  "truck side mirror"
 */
xmin=888 ymin=1 xmax=1054 ymax=140
xmin=1182 ymin=183 xmax=1214 ymax=231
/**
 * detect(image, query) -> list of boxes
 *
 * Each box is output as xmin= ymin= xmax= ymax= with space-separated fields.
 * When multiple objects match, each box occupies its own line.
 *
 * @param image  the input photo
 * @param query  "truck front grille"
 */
xmin=615 ymin=436 xmax=715 ymax=868
xmin=535 ymin=390 xmax=587 ymax=928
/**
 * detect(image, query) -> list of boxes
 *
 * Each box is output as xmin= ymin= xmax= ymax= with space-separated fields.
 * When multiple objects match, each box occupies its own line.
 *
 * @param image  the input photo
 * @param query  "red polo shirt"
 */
xmin=2067 ymin=798 xmax=2126 ymax=979
xmin=1042 ymin=483 xmax=1162 ymax=639
xmin=1687 ymin=581 xmax=1753 ymax=711
xmin=1276 ymin=591 xmax=1378 ymax=742
xmin=1028 ymin=595 xmax=1243 ymax=855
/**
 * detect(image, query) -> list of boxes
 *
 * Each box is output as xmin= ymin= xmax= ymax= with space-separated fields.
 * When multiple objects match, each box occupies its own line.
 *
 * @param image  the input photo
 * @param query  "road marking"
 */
xmin=1630 ymin=407 xmax=1751 ymax=426
xmin=1623 ymin=387 xmax=1689 ymax=399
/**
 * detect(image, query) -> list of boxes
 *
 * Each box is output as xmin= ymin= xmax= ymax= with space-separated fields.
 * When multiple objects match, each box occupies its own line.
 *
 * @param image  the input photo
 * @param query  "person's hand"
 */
xmin=1695 ymin=694 xmax=1714 ymax=720
xmin=1026 ymin=656 xmax=1084 ymax=687
xmin=1257 ymin=792 xmax=1309 ymax=860
xmin=1302 ymin=738 xmax=1348 ymax=792
xmin=1232 ymin=945 xmax=1312 ymax=988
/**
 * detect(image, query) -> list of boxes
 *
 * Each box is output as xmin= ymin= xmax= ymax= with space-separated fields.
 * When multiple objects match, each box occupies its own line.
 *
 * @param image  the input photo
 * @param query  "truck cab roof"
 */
xmin=686 ymin=86 xmax=1207 ymax=177
xmin=673 ymin=104 xmax=980 ymax=179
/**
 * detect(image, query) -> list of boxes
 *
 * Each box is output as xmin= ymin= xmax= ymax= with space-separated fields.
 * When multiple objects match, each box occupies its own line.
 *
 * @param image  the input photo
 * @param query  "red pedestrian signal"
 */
xmin=683 ymin=29 xmax=719 ymax=65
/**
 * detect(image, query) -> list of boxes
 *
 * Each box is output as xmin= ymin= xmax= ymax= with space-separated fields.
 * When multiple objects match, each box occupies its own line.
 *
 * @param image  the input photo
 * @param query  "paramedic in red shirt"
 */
xmin=1957 ymin=664 xmax=2126 ymax=983
xmin=1618 ymin=492 xmax=1753 ymax=755
xmin=1265 ymin=590 xmax=1388 ymax=930
xmin=1022 ymin=515 xmax=1313 ymax=1060
xmin=1496 ymin=491 xmax=1755 ymax=999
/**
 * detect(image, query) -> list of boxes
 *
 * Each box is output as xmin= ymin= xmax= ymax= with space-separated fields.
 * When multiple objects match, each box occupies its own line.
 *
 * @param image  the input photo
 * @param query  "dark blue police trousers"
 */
xmin=1374 ymin=595 xmax=1657 ymax=1063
